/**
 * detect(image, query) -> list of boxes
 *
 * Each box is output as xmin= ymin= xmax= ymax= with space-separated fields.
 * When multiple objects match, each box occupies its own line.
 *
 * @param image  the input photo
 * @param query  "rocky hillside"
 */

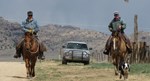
xmin=39 ymin=24 xmax=108 ymax=51
xmin=0 ymin=17 xmax=108 ymax=58
xmin=0 ymin=17 xmax=22 ymax=50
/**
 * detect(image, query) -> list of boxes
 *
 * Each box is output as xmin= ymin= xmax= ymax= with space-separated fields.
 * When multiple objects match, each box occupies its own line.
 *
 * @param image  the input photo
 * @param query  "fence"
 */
xmin=91 ymin=42 xmax=150 ymax=64
xmin=90 ymin=49 xmax=108 ymax=63
xmin=130 ymin=42 xmax=150 ymax=63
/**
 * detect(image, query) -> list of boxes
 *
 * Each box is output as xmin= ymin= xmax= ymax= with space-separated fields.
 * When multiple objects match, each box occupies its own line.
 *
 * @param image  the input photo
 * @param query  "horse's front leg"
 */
xmin=116 ymin=56 xmax=121 ymax=76
xmin=114 ymin=57 xmax=120 ymax=75
xmin=25 ymin=58 xmax=30 ymax=78
xmin=112 ymin=55 xmax=119 ymax=75
xmin=31 ymin=57 xmax=37 ymax=77
xmin=115 ymin=63 xmax=119 ymax=75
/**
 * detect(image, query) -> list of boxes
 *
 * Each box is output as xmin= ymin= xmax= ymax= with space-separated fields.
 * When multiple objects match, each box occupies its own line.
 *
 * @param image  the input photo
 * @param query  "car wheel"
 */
xmin=62 ymin=58 xmax=67 ymax=65
xmin=84 ymin=61 xmax=89 ymax=65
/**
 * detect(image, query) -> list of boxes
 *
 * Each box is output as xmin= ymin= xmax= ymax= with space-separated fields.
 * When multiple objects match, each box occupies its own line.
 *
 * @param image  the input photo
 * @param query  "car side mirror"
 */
xmin=89 ymin=48 xmax=92 ymax=50
xmin=62 ymin=46 xmax=66 ymax=48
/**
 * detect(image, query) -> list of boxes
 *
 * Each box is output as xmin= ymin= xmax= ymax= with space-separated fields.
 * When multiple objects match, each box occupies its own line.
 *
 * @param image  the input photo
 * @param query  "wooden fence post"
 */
xmin=134 ymin=15 xmax=138 ymax=63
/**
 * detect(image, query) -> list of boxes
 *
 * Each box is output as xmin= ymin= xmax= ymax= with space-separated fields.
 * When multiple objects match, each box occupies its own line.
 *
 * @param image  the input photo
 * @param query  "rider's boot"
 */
xmin=38 ymin=52 xmax=45 ymax=60
xmin=103 ymin=36 xmax=111 ymax=55
xmin=103 ymin=49 xmax=109 ymax=55
xmin=14 ymin=39 xmax=24 ymax=58
xmin=14 ymin=48 xmax=21 ymax=58
xmin=127 ymin=47 xmax=132 ymax=54
xmin=126 ymin=42 xmax=132 ymax=54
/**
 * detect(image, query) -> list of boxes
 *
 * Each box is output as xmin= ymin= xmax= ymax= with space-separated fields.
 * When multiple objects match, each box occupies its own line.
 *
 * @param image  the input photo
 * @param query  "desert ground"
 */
xmin=0 ymin=60 xmax=150 ymax=81
xmin=0 ymin=49 xmax=150 ymax=81
xmin=0 ymin=62 xmax=27 ymax=81
xmin=33 ymin=61 xmax=150 ymax=81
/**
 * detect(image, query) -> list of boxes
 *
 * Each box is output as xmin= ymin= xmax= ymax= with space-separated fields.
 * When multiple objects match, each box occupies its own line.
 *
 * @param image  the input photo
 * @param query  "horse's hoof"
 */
xmin=32 ymin=74 xmax=35 ymax=77
xmin=124 ymin=76 xmax=128 ymax=80
xmin=115 ymin=72 xmax=118 ymax=75
xmin=27 ymin=76 xmax=31 ymax=79
xmin=120 ymin=75 xmax=122 ymax=79
xmin=27 ymin=75 xmax=32 ymax=79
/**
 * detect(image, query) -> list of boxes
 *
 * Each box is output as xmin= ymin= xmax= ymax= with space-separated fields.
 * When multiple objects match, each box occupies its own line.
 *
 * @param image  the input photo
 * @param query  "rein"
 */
xmin=29 ymin=40 xmax=39 ymax=54
xmin=24 ymin=37 xmax=40 ymax=54
xmin=112 ymin=31 xmax=122 ymax=49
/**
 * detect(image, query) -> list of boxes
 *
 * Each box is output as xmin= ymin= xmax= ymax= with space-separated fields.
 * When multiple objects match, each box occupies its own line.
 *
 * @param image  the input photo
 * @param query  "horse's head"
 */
xmin=24 ymin=32 xmax=33 ymax=51
xmin=111 ymin=31 xmax=121 ymax=50
xmin=24 ymin=32 xmax=39 ymax=54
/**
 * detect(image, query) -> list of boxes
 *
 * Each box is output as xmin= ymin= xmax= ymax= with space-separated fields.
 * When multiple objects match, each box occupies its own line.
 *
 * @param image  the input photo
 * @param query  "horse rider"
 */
xmin=14 ymin=11 xmax=46 ymax=60
xmin=103 ymin=11 xmax=132 ymax=55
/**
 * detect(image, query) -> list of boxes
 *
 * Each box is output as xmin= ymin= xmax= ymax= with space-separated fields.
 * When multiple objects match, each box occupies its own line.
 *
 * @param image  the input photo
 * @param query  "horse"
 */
xmin=22 ymin=32 xmax=40 ymax=78
xmin=110 ymin=31 xmax=128 ymax=78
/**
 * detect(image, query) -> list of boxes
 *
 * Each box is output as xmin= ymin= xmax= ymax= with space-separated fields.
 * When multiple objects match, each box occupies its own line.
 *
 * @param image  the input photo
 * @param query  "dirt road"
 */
xmin=0 ymin=61 xmax=150 ymax=81
xmin=0 ymin=62 xmax=28 ymax=81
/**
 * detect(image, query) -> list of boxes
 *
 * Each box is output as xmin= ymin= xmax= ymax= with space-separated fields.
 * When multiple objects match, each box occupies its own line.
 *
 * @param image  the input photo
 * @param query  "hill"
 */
xmin=0 ymin=17 xmax=22 ymax=50
xmin=0 ymin=17 xmax=108 ymax=60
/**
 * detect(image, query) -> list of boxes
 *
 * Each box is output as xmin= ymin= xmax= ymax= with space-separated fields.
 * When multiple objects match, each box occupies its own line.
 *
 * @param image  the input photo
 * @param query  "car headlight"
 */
xmin=83 ymin=52 xmax=89 ymax=57
xmin=65 ymin=51 xmax=72 ymax=56
xmin=83 ymin=52 xmax=87 ymax=55
xmin=68 ymin=51 xmax=72 ymax=54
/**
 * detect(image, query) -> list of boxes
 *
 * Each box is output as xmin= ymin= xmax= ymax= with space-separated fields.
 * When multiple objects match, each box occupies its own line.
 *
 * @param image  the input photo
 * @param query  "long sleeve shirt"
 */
xmin=21 ymin=18 xmax=39 ymax=33
xmin=108 ymin=18 xmax=126 ymax=33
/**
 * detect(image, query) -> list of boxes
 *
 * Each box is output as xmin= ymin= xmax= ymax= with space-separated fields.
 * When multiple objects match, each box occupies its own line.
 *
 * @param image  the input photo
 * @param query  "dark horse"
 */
xmin=22 ymin=32 xmax=40 ymax=78
xmin=110 ymin=31 xmax=128 ymax=76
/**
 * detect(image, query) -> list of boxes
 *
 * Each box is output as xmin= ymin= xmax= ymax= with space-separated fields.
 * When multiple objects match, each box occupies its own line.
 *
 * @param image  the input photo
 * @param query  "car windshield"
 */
xmin=67 ymin=43 xmax=88 ymax=50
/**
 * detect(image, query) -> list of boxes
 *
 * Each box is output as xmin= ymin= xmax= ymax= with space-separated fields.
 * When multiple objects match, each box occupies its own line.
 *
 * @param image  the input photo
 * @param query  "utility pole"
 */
xmin=134 ymin=15 xmax=138 ymax=63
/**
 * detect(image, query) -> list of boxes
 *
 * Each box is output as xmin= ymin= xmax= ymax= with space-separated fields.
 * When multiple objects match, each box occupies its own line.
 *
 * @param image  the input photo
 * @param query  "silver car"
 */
xmin=62 ymin=41 xmax=92 ymax=65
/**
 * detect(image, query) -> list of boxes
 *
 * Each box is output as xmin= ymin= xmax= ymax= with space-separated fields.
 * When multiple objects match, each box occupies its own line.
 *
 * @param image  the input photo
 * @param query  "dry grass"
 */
xmin=33 ymin=60 xmax=150 ymax=81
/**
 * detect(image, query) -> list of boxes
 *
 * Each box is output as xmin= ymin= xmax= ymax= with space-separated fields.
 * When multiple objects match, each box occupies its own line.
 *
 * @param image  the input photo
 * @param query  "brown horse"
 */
xmin=110 ymin=31 xmax=128 ymax=76
xmin=22 ymin=32 xmax=40 ymax=78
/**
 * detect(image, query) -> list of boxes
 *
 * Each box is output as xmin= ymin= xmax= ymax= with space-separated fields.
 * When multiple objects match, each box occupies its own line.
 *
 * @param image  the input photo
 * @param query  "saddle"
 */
xmin=24 ymin=33 xmax=47 ymax=52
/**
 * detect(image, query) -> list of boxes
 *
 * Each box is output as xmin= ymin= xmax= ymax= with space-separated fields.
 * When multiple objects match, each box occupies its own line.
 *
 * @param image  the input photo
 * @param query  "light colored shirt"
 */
xmin=108 ymin=18 xmax=126 ymax=33
xmin=21 ymin=18 xmax=39 ymax=33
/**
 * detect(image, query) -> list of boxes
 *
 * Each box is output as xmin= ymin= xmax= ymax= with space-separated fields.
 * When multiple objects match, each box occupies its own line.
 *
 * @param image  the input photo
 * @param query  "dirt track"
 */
xmin=0 ymin=61 xmax=150 ymax=81
xmin=0 ymin=62 xmax=28 ymax=81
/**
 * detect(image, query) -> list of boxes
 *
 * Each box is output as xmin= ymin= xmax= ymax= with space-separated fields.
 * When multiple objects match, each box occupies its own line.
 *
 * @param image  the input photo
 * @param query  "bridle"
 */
xmin=24 ymin=33 xmax=39 ymax=54
xmin=112 ymin=31 xmax=120 ymax=51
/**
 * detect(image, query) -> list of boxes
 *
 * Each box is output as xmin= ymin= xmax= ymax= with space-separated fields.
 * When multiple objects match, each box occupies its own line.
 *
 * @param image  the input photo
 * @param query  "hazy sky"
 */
xmin=0 ymin=0 xmax=150 ymax=34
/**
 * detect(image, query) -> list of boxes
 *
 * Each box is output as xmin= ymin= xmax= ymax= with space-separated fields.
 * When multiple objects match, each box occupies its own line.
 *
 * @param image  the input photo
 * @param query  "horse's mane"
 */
xmin=24 ymin=32 xmax=40 ymax=54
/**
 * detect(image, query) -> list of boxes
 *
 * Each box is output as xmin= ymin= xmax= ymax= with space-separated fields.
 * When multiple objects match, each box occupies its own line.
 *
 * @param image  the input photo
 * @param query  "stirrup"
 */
xmin=103 ymin=50 xmax=109 ymax=55
xmin=126 ymin=46 xmax=132 ymax=53
xmin=128 ymin=49 xmax=132 ymax=54
xmin=13 ymin=54 xmax=21 ymax=58
xmin=38 ymin=56 xmax=45 ymax=60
